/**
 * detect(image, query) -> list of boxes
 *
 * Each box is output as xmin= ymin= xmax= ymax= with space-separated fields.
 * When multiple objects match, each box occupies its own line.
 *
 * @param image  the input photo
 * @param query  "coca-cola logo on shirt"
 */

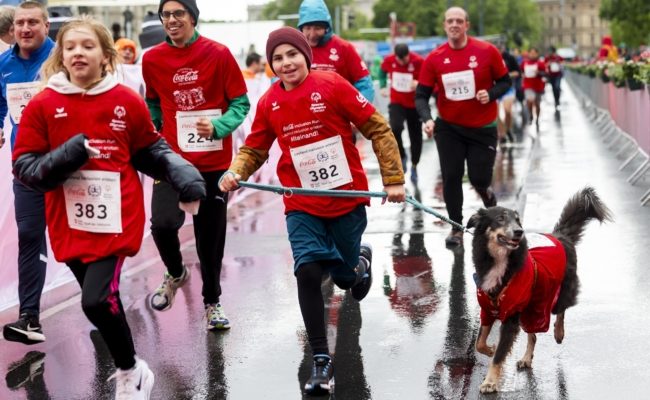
xmin=173 ymin=68 xmax=199 ymax=85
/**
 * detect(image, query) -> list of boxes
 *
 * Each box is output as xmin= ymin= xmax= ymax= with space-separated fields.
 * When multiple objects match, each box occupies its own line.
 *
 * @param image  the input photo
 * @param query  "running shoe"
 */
xmin=205 ymin=303 xmax=230 ymax=330
xmin=3 ymin=313 xmax=45 ymax=345
xmin=445 ymin=229 xmax=464 ymax=247
xmin=304 ymin=354 xmax=334 ymax=396
xmin=149 ymin=266 xmax=190 ymax=311
xmin=351 ymin=243 xmax=373 ymax=301
xmin=108 ymin=358 xmax=155 ymax=400
xmin=5 ymin=351 xmax=45 ymax=390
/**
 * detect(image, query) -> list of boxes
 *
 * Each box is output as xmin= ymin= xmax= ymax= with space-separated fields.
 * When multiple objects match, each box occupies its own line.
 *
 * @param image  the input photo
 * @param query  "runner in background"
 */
xmin=219 ymin=27 xmax=404 ymax=396
xmin=12 ymin=16 xmax=205 ymax=398
xmin=415 ymin=6 xmax=511 ymax=247
xmin=379 ymin=43 xmax=424 ymax=183
xmin=521 ymin=47 xmax=546 ymax=130
xmin=0 ymin=1 xmax=54 ymax=345
xmin=297 ymin=0 xmax=374 ymax=102
xmin=142 ymin=0 xmax=249 ymax=330
xmin=497 ymin=42 xmax=520 ymax=145
xmin=545 ymin=46 xmax=563 ymax=110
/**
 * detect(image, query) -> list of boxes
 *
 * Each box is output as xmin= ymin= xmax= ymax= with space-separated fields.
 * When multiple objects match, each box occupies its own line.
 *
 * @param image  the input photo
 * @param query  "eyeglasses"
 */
xmin=160 ymin=9 xmax=187 ymax=20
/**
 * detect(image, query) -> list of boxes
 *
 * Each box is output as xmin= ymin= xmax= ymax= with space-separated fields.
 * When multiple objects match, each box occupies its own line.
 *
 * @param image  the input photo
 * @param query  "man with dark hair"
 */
xmin=415 ymin=6 xmax=511 ymax=247
xmin=546 ymin=46 xmax=563 ymax=110
xmin=379 ymin=43 xmax=424 ymax=183
xmin=0 ymin=0 xmax=54 ymax=345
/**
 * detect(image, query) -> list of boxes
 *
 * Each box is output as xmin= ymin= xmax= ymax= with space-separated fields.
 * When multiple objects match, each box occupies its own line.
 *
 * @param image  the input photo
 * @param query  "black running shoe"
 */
xmin=351 ymin=243 xmax=373 ymax=301
xmin=3 ymin=313 xmax=45 ymax=345
xmin=304 ymin=355 xmax=334 ymax=396
xmin=5 ymin=351 xmax=45 ymax=390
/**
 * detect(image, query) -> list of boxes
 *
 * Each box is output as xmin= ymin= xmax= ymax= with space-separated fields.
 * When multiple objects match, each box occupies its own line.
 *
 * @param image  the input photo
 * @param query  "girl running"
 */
xmin=12 ymin=16 xmax=205 ymax=399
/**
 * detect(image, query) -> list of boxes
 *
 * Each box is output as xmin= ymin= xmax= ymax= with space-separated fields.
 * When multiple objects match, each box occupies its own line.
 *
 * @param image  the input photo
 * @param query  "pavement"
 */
xmin=1 ymin=81 xmax=649 ymax=400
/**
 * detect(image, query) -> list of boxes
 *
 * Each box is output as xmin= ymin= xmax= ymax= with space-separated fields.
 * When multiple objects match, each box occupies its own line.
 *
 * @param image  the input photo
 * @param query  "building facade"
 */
xmin=535 ymin=0 xmax=609 ymax=58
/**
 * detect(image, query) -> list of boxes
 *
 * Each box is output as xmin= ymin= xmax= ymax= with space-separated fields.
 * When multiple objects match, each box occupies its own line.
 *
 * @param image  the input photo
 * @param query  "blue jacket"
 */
xmin=0 ymin=37 xmax=55 ymax=150
xmin=297 ymin=0 xmax=374 ymax=101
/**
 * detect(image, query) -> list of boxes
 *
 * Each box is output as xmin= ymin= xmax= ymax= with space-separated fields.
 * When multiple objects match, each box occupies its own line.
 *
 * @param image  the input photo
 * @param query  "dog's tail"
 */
xmin=552 ymin=187 xmax=613 ymax=245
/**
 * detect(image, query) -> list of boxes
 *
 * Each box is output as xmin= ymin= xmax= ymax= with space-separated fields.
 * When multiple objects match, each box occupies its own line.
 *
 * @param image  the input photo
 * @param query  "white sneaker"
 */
xmin=109 ymin=358 xmax=155 ymax=400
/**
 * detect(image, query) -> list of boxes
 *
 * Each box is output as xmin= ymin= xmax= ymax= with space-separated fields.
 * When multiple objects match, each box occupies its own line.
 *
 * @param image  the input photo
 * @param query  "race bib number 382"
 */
xmin=290 ymin=135 xmax=353 ymax=190
xmin=63 ymin=170 xmax=122 ymax=233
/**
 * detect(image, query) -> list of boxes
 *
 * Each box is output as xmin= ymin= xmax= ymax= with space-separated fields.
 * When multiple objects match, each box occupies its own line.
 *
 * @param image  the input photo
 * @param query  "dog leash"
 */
xmin=237 ymin=181 xmax=470 ymax=233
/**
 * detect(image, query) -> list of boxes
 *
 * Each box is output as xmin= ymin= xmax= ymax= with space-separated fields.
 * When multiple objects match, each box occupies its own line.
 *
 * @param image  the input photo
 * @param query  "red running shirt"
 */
xmin=247 ymin=70 xmax=375 ymax=218
xmin=521 ymin=59 xmax=547 ymax=92
xmin=419 ymin=37 xmax=508 ymax=128
xmin=13 ymin=85 xmax=159 ymax=263
xmin=143 ymin=36 xmax=247 ymax=172
xmin=381 ymin=52 xmax=424 ymax=108
xmin=311 ymin=35 xmax=370 ymax=86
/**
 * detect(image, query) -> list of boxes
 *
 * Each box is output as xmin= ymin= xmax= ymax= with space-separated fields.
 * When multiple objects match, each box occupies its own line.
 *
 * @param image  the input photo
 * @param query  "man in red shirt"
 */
xmin=380 ymin=43 xmax=424 ymax=183
xmin=415 ymin=6 xmax=511 ymax=247
xmin=297 ymin=0 xmax=374 ymax=102
xmin=545 ymin=46 xmax=563 ymax=110
xmin=142 ymin=0 xmax=249 ymax=330
xmin=521 ymin=47 xmax=546 ymax=129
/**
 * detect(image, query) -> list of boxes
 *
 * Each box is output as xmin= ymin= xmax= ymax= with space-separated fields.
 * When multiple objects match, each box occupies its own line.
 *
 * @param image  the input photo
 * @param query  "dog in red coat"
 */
xmin=467 ymin=187 xmax=612 ymax=393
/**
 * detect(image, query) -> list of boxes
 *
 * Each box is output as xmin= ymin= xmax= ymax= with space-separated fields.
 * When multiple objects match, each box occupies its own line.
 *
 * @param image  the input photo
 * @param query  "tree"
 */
xmin=600 ymin=0 xmax=650 ymax=48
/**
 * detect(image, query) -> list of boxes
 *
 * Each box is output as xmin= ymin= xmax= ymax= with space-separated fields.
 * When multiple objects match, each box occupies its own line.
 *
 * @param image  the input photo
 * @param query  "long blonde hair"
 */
xmin=41 ymin=16 xmax=118 ymax=84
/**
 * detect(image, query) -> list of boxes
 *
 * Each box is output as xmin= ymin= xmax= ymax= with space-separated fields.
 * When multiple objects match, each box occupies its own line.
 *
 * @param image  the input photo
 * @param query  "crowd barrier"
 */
xmin=565 ymin=70 xmax=650 ymax=205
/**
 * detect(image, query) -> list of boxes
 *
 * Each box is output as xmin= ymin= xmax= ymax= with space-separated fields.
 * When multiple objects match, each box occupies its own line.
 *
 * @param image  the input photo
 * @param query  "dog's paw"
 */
xmin=554 ymin=321 xmax=565 ymax=344
xmin=476 ymin=343 xmax=495 ymax=357
xmin=479 ymin=380 xmax=498 ymax=393
xmin=516 ymin=358 xmax=533 ymax=369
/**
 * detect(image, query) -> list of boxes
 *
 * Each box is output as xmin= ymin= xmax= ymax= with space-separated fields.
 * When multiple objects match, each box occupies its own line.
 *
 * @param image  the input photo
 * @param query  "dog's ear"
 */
xmin=467 ymin=209 xmax=486 ymax=229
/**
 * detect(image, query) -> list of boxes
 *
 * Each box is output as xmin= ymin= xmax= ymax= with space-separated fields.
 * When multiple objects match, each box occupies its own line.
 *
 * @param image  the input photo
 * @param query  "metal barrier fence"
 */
xmin=565 ymin=70 xmax=650 ymax=206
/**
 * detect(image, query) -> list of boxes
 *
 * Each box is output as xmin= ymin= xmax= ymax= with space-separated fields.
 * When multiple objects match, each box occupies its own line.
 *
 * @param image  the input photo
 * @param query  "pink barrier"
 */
xmin=568 ymin=71 xmax=650 ymax=155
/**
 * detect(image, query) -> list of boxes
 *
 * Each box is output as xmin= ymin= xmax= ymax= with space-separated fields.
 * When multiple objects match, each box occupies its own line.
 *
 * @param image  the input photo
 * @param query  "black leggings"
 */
xmin=68 ymin=256 xmax=136 ymax=370
xmin=150 ymin=170 xmax=228 ymax=304
xmin=434 ymin=118 xmax=498 ymax=226
xmin=296 ymin=261 xmax=356 ymax=356
xmin=389 ymin=103 xmax=423 ymax=166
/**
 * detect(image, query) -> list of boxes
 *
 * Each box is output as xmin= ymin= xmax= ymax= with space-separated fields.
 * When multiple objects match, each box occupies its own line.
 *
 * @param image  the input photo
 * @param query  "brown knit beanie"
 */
xmin=159 ymin=0 xmax=199 ymax=26
xmin=266 ymin=27 xmax=313 ymax=73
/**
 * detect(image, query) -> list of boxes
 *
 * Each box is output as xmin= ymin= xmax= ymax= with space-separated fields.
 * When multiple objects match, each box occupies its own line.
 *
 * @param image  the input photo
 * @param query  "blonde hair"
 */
xmin=41 ymin=15 xmax=117 ymax=84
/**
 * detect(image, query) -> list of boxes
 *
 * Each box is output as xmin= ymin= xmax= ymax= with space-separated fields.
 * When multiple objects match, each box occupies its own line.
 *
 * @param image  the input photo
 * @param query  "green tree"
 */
xmin=600 ymin=0 xmax=650 ymax=48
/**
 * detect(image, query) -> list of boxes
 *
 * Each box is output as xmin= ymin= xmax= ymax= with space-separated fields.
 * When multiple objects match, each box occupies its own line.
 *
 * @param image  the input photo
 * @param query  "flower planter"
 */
xmin=627 ymin=78 xmax=644 ymax=91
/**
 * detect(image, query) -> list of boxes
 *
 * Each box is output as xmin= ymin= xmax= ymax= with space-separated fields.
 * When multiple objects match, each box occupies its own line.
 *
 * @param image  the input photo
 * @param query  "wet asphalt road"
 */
xmin=1 ymin=82 xmax=650 ymax=399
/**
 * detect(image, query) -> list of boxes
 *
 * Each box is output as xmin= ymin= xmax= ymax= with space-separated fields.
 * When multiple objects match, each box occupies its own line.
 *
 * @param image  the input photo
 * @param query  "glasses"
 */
xmin=160 ymin=9 xmax=187 ymax=20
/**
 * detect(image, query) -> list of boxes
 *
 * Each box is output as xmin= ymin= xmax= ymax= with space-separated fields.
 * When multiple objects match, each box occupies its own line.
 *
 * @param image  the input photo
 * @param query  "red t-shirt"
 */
xmin=419 ymin=37 xmax=508 ymax=127
xmin=521 ymin=59 xmax=546 ymax=92
xmin=545 ymin=54 xmax=563 ymax=77
xmin=247 ymin=70 xmax=375 ymax=218
xmin=142 ymin=36 xmax=247 ymax=172
xmin=476 ymin=234 xmax=566 ymax=333
xmin=13 ymin=85 xmax=159 ymax=264
xmin=381 ymin=52 xmax=424 ymax=108
xmin=311 ymin=35 xmax=370 ymax=85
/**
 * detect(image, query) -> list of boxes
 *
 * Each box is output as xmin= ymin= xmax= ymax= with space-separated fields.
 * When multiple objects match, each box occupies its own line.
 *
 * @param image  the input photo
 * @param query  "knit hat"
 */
xmin=266 ymin=27 xmax=313 ymax=73
xmin=158 ymin=0 xmax=199 ymax=26
xmin=115 ymin=38 xmax=137 ymax=64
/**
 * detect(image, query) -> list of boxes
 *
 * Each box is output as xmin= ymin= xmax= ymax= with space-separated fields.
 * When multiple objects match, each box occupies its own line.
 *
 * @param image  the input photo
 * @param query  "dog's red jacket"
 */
xmin=477 ymin=234 xmax=567 ymax=333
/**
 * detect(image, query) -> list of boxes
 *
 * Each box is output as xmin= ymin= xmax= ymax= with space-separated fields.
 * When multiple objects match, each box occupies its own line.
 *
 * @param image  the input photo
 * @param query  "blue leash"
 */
xmin=237 ymin=181 xmax=469 ymax=233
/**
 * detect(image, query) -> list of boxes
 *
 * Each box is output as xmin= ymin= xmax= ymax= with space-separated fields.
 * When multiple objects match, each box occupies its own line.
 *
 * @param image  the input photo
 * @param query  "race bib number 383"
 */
xmin=441 ymin=70 xmax=476 ymax=101
xmin=290 ymin=135 xmax=353 ymax=190
xmin=176 ymin=109 xmax=223 ymax=152
xmin=63 ymin=170 xmax=122 ymax=233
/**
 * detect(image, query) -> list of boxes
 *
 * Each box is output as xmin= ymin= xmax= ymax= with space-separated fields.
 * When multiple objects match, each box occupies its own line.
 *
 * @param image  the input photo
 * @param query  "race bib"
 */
xmin=549 ymin=62 xmax=560 ymax=73
xmin=176 ymin=109 xmax=222 ymax=152
xmin=290 ymin=135 xmax=353 ymax=190
xmin=524 ymin=64 xmax=539 ymax=78
xmin=7 ymin=82 xmax=40 ymax=124
xmin=63 ymin=170 xmax=122 ymax=233
xmin=441 ymin=70 xmax=475 ymax=101
xmin=391 ymin=72 xmax=414 ymax=93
